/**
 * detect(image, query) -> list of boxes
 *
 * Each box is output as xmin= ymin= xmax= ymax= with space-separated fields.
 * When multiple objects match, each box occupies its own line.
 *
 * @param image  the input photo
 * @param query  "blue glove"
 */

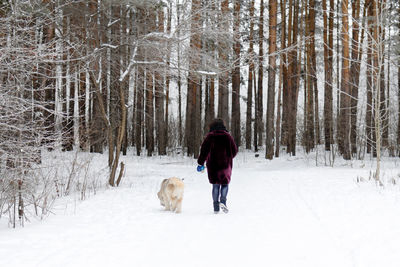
xmin=197 ymin=165 xmax=205 ymax=172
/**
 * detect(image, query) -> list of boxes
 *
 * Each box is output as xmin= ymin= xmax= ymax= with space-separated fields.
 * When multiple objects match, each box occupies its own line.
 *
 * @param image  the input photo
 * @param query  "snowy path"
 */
xmin=2 ymin=154 xmax=400 ymax=267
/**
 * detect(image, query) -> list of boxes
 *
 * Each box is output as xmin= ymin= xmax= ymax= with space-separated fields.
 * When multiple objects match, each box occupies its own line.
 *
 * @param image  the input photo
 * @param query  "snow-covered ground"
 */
xmin=2 ymin=151 xmax=400 ymax=267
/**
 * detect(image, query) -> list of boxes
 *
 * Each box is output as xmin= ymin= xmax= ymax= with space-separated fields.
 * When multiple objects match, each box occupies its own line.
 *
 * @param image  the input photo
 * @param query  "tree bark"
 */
xmin=284 ymin=0 xmax=300 ymax=155
xmin=338 ymin=0 xmax=351 ymax=160
xmin=323 ymin=0 xmax=334 ymax=151
xmin=349 ymin=0 xmax=362 ymax=156
xmin=266 ymin=0 xmax=277 ymax=159
xmin=276 ymin=0 xmax=287 ymax=157
xmin=109 ymin=80 xmax=127 ymax=186
xmin=186 ymin=0 xmax=202 ymax=157
xmin=218 ymin=0 xmax=230 ymax=128
xmin=135 ymin=7 xmax=146 ymax=156
xmin=305 ymin=0 xmax=315 ymax=153
xmin=256 ymin=0 xmax=265 ymax=151
xmin=155 ymin=9 xmax=166 ymax=155
xmin=231 ymin=0 xmax=241 ymax=147
xmin=145 ymin=10 xmax=156 ymax=157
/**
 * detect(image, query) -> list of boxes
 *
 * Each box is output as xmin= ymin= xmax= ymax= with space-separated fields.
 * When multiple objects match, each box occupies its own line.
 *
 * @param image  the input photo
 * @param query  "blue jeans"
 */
xmin=212 ymin=184 xmax=229 ymax=206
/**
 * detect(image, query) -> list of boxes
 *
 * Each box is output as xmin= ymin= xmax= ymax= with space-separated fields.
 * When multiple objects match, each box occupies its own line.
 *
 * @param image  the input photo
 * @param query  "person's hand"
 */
xmin=197 ymin=165 xmax=205 ymax=173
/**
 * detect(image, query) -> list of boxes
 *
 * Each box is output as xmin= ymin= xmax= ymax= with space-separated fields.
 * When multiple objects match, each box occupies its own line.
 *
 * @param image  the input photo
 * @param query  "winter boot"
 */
xmin=219 ymin=199 xmax=229 ymax=213
xmin=213 ymin=201 xmax=220 ymax=214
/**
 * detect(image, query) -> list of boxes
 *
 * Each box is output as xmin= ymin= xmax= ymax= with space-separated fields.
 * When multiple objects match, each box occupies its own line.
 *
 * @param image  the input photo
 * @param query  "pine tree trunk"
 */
xmin=55 ymin=2 xmax=63 ymax=149
xmin=164 ymin=3 xmax=172 ymax=153
xmin=336 ymin=0 xmax=341 ymax=145
xmin=285 ymin=0 xmax=300 ymax=155
xmin=245 ymin=0 xmax=255 ymax=150
xmin=109 ymin=80 xmax=127 ymax=186
xmin=338 ymin=0 xmax=351 ymax=160
xmin=266 ymin=0 xmax=277 ymax=159
xmin=323 ymin=0 xmax=334 ymax=151
xmin=73 ymin=68 xmax=80 ymax=148
xmin=186 ymin=0 xmax=202 ymax=157
xmin=155 ymin=9 xmax=166 ymax=156
xmin=397 ymin=63 xmax=400 ymax=156
xmin=277 ymin=0 xmax=287 ymax=156
xmin=349 ymin=0 xmax=361 ymax=156
xmin=231 ymin=0 xmax=241 ymax=147
xmin=218 ymin=0 xmax=230 ymax=128
xmin=372 ymin=0 xmax=383 ymax=182
xmin=366 ymin=34 xmax=373 ymax=154
xmin=305 ymin=0 xmax=315 ymax=153
xmin=176 ymin=2 xmax=183 ymax=147
xmin=145 ymin=10 xmax=156 ymax=157
xmin=135 ymin=8 xmax=145 ymax=156
xmin=397 ymin=0 xmax=400 ymax=153
xmin=256 ymin=0 xmax=265 ymax=150
xmin=310 ymin=0 xmax=320 ymax=146
xmin=379 ymin=0 xmax=388 ymax=148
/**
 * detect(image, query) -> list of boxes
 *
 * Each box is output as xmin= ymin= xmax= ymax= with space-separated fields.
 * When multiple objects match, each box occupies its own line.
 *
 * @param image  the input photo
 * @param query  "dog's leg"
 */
xmin=164 ymin=195 xmax=171 ymax=211
xmin=175 ymin=199 xmax=182 ymax=213
xmin=170 ymin=197 xmax=178 ymax=212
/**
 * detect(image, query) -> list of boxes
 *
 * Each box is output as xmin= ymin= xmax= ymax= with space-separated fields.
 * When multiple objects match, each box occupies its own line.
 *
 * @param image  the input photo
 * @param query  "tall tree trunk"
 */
xmin=155 ymin=9 xmax=166 ymax=155
xmin=73 ymin=68 xmax=80 ymax=148
xmin=305 ymin=0 xmax=315 ymax=153
xmin=245 ymin=0 xmax=255 ymax=150
xmin=336 ymin=0 xmax=341 ymax=145
xmin=310 ymin=0 xmax=320 ymax=147
xmin=218 ymin=0 xmax=230 ymax=128
xmin=266 ymin=0 xmax=277 ymax=159
xmin=145 ymin=10 xmax=156 ymax=157
xmin=135 ymin=8 xmax=145 ymax=156
xmin=255 ymin=0 xmax=265 ymax=151
xmin=398 ymin=0 xmax=400 ymax=155
xmin=164 ymin=2 xmax=172 ymax=153
xmin=55 ymin=1 xmax=63 ymax=148
xmin=385 ymin=1 xmax=392 ymax=155
xmin=349 ymin=0 xmax=361 ymax=157
xmin=176 ymin=1 xmax=183 ymax=147
xmin=338 ymin=0 xmax=351 ymax=160
xmin=397 ymin=61 xmax=400 ymax=156
xmin=276 ymin=0 xmax=287 ymax=157
xmin=378 ymin=0 xmax=388 ymax=148
xmin=366 ymin=4 xmax=373 ymax=155
xmin=323 ymin=0 xmax=334 ymax=151
xmin=284 ymin=0 xmax=300 ymax=155
xmin=64 ymin=16 xmax=73 ymax=151
xmin=231 ymin=0 xmax=241 ymax=147
xmin=372 ymin=0 xmax=385 ymax=182
xmin=186 ymin=0 xmax=202 ymax=157
xmin=109 ymin=79 xmax=127 ymax=186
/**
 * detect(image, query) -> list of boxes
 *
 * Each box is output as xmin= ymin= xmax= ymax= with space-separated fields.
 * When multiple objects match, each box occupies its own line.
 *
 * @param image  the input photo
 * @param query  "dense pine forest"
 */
xmin=3 ymin=1 xmax=400 ymax=261
xmin=1 ymin=0 xmax=400 ymax=185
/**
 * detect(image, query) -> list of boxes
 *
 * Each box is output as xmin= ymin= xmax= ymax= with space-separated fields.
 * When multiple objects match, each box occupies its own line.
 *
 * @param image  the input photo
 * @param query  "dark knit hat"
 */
xmin=209 ymin=118 xmax=227 ymax=132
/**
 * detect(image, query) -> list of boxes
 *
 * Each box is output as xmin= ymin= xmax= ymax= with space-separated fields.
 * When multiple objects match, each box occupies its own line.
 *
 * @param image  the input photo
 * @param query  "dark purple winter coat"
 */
xmin=197 ymin=130 xmax=238 ymax=185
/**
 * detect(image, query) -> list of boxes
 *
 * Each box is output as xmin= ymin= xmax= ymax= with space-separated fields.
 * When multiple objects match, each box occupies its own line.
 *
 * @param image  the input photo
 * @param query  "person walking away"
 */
xmin=197 ymin=119 xmax=238 ymax=213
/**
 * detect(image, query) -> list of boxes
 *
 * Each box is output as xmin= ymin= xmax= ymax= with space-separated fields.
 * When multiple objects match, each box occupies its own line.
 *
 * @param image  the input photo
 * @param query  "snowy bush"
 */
xmin=0 ymin=2 xmax=102 ymax=227
xmin=0 ymin=150 xmax=107 ymax=227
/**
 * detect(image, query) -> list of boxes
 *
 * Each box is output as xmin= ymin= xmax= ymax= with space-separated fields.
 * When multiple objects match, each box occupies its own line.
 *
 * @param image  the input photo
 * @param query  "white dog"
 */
xmin=157 ymin=177 xmax=184 ymax=213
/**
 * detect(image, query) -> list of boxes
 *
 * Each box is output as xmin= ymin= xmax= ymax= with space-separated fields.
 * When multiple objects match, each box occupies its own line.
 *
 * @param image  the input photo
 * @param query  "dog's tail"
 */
xmin=174 ymin=185 xmax=184 ymax=199
xmin=168 ymin=181 xmax=184 ymax=199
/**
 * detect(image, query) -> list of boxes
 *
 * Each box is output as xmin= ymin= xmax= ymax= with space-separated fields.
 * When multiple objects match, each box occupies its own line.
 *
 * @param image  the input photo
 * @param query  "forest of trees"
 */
xmin=1 ymin=0 xmax=400 ymax=173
